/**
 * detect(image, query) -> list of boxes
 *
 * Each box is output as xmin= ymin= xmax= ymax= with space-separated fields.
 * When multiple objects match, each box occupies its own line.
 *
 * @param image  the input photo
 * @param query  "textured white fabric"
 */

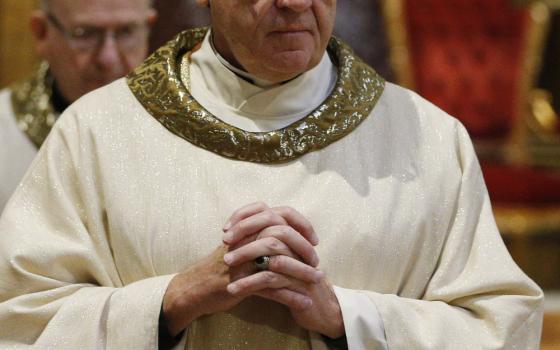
xmin=0 ymin=72 xmax=543 ymax=348
xmin=0 ymin=88 xmax=38 ymax=213
xmin=333 ymin=286 xmax=388 ymax=349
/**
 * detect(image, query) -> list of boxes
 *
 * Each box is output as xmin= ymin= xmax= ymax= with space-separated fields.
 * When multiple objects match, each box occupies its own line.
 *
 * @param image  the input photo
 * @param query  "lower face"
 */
xmin=211 ymin=0 xmax=336 ymax=82
xmin=261 ymin=29 xmax=318 ymax=73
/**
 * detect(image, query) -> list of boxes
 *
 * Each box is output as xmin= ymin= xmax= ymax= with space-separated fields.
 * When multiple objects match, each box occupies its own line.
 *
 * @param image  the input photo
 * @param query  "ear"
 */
xmin=196 ymin=0 xmax=210 ymax=7
xmin=146 ymin=8 xmax=158 ymax=27
xmin=29 ymin=10 xmax=50 ymax=56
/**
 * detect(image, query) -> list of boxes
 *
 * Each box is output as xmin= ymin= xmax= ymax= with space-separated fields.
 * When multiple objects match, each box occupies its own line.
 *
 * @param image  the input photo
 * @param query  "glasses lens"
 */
xmin=68 ymin=27 xmax=103 ymax=52
xmin=49 ymin=12 xmax=149 ymax=53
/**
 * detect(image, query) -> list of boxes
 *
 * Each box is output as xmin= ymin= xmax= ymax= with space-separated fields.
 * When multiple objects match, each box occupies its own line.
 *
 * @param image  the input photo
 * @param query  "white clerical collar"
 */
xmin=188 ymin=31 xmax=338 ymax=132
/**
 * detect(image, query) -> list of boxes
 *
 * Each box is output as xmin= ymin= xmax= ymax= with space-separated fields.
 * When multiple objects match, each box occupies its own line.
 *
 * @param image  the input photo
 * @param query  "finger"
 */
xmin=227 ymin=271 xmax=292 ymax=296
xmin=272 ymin=206 xmax=319 ymax=246
xmin=258 ymin=225 xmax=320 ymax=267
xmin=227 ymin=270 xmax=313 ymax=296
xmin=267 ymin=255 xmax=324 ymax=284
xmin=256 ymin=288 xmax=313 ymax=311
xmin=224 ymin=237 xmax=296 ymax=266
xmin=228 ymin=233 xmax=258 ymax=251
xmin=223 ymin=202 xmax=270 ymax=231
xmin=226 ymin=245 xmax=323 ymax=284
xmin=223 ymin=209 xmax=286 ymax=245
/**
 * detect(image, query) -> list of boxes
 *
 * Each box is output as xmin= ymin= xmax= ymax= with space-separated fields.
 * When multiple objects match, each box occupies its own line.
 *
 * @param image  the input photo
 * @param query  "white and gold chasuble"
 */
xmin=0 ymin=29 xmax=543 ymax=349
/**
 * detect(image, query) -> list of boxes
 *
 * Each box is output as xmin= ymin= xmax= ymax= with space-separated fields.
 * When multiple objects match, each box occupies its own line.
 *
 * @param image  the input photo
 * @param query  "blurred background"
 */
xmin=1 ymin=0 xmax=559 ymax=347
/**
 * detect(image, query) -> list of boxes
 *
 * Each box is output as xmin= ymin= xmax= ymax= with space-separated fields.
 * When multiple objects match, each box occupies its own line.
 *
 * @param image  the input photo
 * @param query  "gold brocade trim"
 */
xmin=10 ymin=62 xmax=57 ymax=148
xmin=126 ymin=27 xmax=385 ymax=163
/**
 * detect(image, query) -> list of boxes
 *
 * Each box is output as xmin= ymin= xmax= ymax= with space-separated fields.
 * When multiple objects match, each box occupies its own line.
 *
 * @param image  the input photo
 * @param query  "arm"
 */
xmin=222 ymin=123 xmax=543 ymax=349
xmin=0 ymin=114 xmax=174 ymax=349
xmin=0 ymin=113 xmax=323 ymax=348
xmin=331 ymin=123 xmax=543 ymax=349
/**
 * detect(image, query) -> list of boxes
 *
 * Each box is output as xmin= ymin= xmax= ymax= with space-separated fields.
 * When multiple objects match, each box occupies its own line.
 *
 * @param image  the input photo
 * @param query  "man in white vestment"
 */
xmin=0 ymin=0 xmax=156 ymax=212
xmin=0 ymin=0 xmax=544 ymax=349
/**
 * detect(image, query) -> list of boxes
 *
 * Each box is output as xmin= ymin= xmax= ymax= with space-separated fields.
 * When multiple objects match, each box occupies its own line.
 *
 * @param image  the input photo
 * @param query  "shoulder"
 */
xmin=55 ymin=78 xmax=147 ymax=133
xmin=366 ymin=82 xmax=475 ymax=172
xmin=0 ymin=87 xmax=11 ymax=99
xmin=0 ymin=88 xmax=17 ymax=132
xmin=374 ymin=82 xmax=470 ymax=146
xmin=0 ymin=87 xmax=14 ymax=118
xmin=47 ymin=77 xmax=169 ymax=159
xmin=379 ymin=82 xmax=462 ymax=129
xmin=65 ymin=78 xmax=139 ymax=118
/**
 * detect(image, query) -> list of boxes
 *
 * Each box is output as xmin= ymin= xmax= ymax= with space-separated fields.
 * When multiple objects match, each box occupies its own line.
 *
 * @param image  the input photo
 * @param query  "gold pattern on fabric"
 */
xmin=127 ymin=27 xmax=386 ymax=163
xmin=186 ymin=297 xmax=310 ymax=350
xmin=10 ymin=62 xmax=57 ymax=148
xmin=181 ymin=53 xmax=192 ymax=92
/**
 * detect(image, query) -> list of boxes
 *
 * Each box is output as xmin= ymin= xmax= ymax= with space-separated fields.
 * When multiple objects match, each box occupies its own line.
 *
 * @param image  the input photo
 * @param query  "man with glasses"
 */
xmin=0 ymin=0 xmax=156 ymax=212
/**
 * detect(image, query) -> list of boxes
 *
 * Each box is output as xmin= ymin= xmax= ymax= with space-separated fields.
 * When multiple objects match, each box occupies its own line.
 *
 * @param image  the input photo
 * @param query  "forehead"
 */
xmin=49 ymin=0 xmax=151 ymax=24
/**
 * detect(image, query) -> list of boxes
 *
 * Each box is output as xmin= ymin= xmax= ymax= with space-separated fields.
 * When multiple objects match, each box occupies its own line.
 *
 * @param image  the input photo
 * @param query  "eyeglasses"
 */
xmin=46 ymin=12 xmax=150 ymax=53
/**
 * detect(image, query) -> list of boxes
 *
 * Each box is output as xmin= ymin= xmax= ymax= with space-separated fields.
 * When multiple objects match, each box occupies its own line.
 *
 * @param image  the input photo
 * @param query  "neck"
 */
xmin=210 ymin=30 xmax=301 ymax=85
xmin=209 ymin=35 xmax=279 ymax=88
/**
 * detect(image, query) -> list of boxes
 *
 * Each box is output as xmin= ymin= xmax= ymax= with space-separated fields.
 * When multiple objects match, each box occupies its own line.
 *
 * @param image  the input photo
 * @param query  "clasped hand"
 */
xmin=162 ymin=202 xmax=344 ymax=339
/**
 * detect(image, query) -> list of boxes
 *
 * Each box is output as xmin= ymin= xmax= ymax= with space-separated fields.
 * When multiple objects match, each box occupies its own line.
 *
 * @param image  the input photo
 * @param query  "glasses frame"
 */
xmin=45 ymin=12 xmax=150 ymax=53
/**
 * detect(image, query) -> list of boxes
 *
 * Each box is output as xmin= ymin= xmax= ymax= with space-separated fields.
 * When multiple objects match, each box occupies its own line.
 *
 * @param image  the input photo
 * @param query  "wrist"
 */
xmin=322 ymin=321 xmax=345 ymax=339
xmin=322 ymin=334 xmax=348 ymax=350
xmin=162 ymin=277 xmax=204 ymax=337
xmin=159 ymin=304 xmax=183 ymax=349
xmin=323 ymin=290 xmax=345 ymax=339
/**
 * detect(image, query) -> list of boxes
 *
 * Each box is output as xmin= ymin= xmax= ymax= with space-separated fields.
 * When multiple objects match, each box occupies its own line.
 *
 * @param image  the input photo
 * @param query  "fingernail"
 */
xmin=315 ymin=270 xmax=325 ymax=282
xmin=223 ymin=231 xmax=233 ymax=244
xmin=223 ymin=253 xmax=233 ymax=265
xmin=227 ymin=283 xmax=239 ymax=294
xmin=312 ymin=255 xmax=320 ymax=267
xmin=223 ymin=221 xmax=232 ymax=231
xmin=302 ymin=298 xmax=313 ymax=309
xmin=311 ymin=234 xmax=319 ymax=246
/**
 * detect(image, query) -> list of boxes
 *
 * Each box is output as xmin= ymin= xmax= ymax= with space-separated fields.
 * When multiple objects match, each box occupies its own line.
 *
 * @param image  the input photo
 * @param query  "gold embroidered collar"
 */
xmin=10 ymin=61 xmax=58 ymax=148
xmin=127 ymin=27 xmax=385 ymax=163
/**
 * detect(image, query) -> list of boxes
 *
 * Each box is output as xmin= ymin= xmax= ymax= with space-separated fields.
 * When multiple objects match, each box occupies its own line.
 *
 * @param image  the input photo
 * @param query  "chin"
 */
xmin=267 ymin=50 xmax=317 ymax=76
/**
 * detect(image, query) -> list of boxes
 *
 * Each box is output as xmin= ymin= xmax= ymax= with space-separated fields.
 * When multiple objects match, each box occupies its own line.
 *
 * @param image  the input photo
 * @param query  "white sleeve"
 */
xmin=327 ymin=123 xmax=543 ymax=349
xmin=333 ymin=286 xmax=388 ymax=350
xmin=0 ymin=112 xmax=174 ymax=349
